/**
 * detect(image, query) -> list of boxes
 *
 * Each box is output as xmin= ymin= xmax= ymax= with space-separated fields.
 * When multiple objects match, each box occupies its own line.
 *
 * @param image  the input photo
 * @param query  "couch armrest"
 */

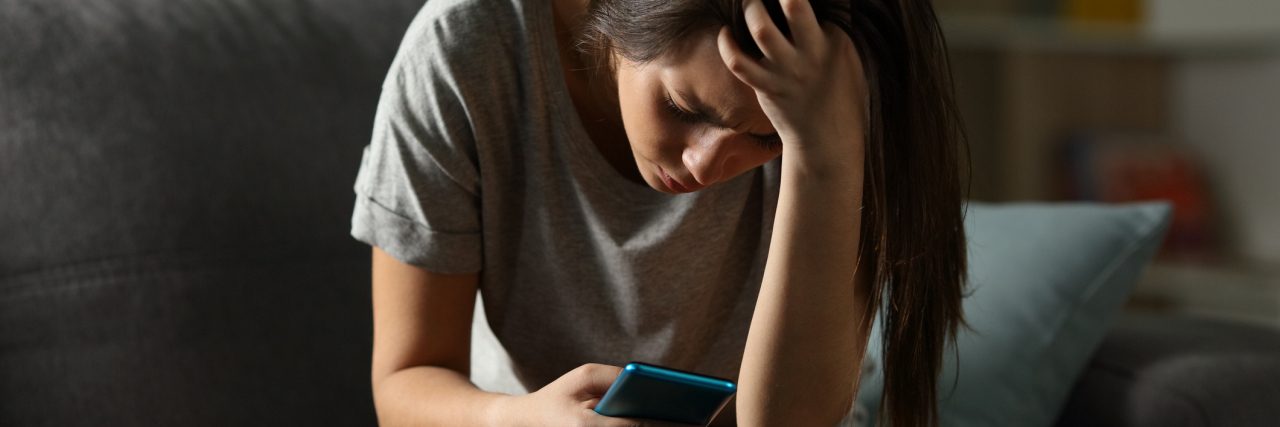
xmin=1055 ymin=313 xmax=1280 ymax=427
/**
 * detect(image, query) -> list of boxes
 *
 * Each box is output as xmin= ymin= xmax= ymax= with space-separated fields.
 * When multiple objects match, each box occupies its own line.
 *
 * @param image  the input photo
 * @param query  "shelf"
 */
xmin=940 ymin=14 xmax=1280 ymax=57
xmin=1129 ymin=261 xmax=1280 ymax=327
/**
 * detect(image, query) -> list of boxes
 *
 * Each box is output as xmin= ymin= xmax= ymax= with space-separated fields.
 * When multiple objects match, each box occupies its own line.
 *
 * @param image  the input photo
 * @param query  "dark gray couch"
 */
xmin=1 ymin=0 xmax=425 ymax=424
xmin=1057 ymin=314 xmax=1280 ymax=427
xmin=2 ymin=0 xmax=1278 ymax=426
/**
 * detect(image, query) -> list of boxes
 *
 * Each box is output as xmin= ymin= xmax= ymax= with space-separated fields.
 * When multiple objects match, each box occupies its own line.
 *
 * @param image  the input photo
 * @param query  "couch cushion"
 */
xmin=1056 ymin=313 xmax=1280 ymax=427
xmin=0 ymin=254 xmax=374 ymax=425
xmin=0 ymin=0 xmax=426 ymax=424
xmin=854 ymin=202 xmax=1171 ymax=427
xmin=0 ymin=0 xmax=422 ymax=276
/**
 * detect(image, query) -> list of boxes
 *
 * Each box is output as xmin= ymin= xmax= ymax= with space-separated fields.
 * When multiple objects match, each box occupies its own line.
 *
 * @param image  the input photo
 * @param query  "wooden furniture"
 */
xmin=941 ymin=15 xmax=1276 ymax=201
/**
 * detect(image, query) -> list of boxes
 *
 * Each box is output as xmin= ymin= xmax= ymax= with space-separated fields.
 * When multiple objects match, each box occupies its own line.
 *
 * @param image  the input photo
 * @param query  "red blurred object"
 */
xmin=1060 ymin=131 xmax=1221 ymax=262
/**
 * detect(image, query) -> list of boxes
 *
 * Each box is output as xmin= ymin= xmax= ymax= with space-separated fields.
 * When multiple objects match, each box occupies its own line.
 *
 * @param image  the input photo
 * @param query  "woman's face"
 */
xmin=615 ymin=33 xmax=783 ymax=194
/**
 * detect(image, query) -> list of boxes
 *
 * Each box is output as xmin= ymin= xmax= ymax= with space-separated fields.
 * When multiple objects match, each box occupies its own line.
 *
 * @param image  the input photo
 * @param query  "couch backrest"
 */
xmin=0 ymin=0 xmax=425 ymax=424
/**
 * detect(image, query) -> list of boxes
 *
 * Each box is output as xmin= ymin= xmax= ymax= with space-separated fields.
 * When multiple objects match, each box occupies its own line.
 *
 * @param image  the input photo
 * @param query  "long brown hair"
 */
xmin=580 ymin=0 xmax=968 ymax=426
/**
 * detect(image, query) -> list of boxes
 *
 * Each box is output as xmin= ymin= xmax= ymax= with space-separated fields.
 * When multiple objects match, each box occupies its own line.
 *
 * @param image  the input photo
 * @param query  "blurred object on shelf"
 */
xmin=1062 ymin=0 xmax=1143 ymax=24
xmin=1059 ymin=131 xmax=1222 ymax=263
xmin=936 ymin=0 xmax=1280 ymax=55
xmin=934 ymin=0 xmax=1145 ymax=22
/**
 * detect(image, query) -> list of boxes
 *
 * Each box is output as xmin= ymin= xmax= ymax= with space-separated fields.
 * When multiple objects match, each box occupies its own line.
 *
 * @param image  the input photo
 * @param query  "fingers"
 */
xmin=718 ymin=26 xmax=773 ymax=92
xmin=568 ymin=363 xmax=710 ymax=427
xmin=742 ymin=0 xmax=793 ymax=63
xmin=779 ymin=0 xmax=823 ymax=53
xmin=571 ymin=363 xmax=624 ymax=398
xmin=722 ymin=0 xmax=830 ymax=93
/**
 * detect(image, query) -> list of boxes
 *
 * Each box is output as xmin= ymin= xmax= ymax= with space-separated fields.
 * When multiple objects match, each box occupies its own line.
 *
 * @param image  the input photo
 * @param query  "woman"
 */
xmin=352 ymin=0 xmax=967 ymax=425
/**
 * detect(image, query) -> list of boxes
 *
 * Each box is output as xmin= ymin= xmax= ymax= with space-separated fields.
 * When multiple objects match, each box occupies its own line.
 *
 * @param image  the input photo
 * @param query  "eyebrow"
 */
xmin=674 ymin=89 xmax=781 ymax=141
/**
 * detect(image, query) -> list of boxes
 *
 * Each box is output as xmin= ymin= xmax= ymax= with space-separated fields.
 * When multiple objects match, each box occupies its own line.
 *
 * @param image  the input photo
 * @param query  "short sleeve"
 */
xmin=351 ymin=15 xmax=483 ymax=274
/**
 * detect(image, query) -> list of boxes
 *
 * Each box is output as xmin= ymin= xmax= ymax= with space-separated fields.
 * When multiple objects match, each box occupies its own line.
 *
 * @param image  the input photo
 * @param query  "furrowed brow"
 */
xmin=674 ymin=89 xmax=780 ymax=143
xmin=674 ymin=89 xmax=732 ymax=128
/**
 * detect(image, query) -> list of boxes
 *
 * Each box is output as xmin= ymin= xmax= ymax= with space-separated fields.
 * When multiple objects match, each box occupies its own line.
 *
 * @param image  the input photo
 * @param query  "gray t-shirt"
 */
xmin=350 ymin=0 xmax=779 ymax=394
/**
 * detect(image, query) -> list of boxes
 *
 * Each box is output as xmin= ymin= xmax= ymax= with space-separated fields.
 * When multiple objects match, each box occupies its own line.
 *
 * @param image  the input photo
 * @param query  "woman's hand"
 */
xmin=494 ymin=363 xmax=698 ymax=427
xmin=717 ymin=0 xmax=867 ymax=160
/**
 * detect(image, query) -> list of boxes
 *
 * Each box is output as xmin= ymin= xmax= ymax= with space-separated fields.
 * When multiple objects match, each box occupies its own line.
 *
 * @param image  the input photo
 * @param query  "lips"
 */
xmin=658 ymin=166 xmax=697 ymax=193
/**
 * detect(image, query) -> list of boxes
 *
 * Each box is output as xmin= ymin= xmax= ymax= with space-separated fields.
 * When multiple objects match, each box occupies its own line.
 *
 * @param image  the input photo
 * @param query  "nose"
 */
xmin=682 ymin=132 xmax=740 ymax=186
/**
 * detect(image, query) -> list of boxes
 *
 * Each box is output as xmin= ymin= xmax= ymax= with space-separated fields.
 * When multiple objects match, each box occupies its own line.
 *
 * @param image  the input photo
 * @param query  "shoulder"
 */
xmin=409 ymin=0 xmax=523 ymax=42
xmin=382 ymin=0 xmax=552 ymax=125
xmin=393 ymin=0 xmax=533 ymax=78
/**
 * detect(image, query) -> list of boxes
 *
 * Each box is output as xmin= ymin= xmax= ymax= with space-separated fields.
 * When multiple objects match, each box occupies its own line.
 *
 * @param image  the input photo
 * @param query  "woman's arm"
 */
xmin=371 ymin=248 xmax=691 ymax=427
xmin=718 ymin=0 xmax=872 ymax=425
xmin=736 ymin=133 xmax=868 ymax=426
xmin=370 ymin=247 xmax=507 ymax=426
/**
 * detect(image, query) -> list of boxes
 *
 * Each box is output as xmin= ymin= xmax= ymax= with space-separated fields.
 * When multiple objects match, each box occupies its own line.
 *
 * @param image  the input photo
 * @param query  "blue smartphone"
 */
xmin=593 ymin=362 xmax=737 ymax=426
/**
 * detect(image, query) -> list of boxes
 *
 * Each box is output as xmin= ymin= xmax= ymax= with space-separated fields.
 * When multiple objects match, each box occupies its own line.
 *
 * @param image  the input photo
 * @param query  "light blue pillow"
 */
xmin=854 ymin=202 xmax=1172 ymax=426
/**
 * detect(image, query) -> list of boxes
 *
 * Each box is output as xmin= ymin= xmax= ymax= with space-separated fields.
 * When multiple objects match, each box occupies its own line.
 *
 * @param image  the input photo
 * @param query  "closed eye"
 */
xmin=749 ymin=133 xmax=783 ymax=152
xmin=666 ymin=90 xmax=782 ymax=152
xmin=664 ymin=92 xmax=704 ymax=125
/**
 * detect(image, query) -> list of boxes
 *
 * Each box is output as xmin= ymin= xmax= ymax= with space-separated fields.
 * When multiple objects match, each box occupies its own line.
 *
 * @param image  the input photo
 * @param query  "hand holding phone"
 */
xmin=593 ymin=362 xmax=737 ymax=426
xmin=498 ymin=363 xmax=708 ymax=426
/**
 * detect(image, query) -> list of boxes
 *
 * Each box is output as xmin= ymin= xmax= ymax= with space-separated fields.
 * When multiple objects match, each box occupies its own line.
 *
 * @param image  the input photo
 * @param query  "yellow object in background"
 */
xmin=1063 ymin=0 xmax=1143 ymax=23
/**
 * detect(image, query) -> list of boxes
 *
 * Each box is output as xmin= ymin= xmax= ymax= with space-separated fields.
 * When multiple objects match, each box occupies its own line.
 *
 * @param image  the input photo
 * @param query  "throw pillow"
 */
xmin=854 ymin=202 xmax=1172 ymax=427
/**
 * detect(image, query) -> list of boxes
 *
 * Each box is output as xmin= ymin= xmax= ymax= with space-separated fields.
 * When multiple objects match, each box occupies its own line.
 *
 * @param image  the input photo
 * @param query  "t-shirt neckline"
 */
xmin=529 ymin=0 xmax=681 ymax=205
